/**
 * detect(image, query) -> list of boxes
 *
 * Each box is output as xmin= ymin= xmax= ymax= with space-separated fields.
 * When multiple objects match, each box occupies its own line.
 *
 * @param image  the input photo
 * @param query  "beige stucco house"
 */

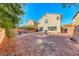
xmin=65 ymin=11 xmax=79 ymax=37
xmin=26 ymin=19 xmax=38 ymax=29
xmin=63 ymin=24 xmax=74 ymax=37
xmin=73 ymin=11 xmax=79 ymax=26
xmin=38 ymin=13 xmax=62 ymax=33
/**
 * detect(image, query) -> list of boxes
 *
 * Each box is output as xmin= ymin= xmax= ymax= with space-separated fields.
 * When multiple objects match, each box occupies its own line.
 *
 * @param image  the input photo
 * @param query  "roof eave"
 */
xmin=73 ymin=11 xmax=79 ymax=20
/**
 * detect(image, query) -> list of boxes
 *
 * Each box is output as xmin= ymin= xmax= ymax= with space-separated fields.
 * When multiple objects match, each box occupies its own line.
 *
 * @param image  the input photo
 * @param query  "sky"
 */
xmin=20 ymin=3 xmax=78 ymax=26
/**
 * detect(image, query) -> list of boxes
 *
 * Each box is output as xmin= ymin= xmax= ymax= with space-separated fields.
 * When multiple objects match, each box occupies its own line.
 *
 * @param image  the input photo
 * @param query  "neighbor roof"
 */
xmin=46 ymin=13 xmax=62 ymax=16
xmin=73 ymin=11 xmax=79 ymax=19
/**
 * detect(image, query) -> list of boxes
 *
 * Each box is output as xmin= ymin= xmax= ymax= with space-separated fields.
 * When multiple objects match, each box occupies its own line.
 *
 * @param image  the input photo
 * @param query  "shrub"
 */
xmin=0 ymin=4 xmax=23 ymax=45
xmin=25 ymin=25 xmax=35 ymax=30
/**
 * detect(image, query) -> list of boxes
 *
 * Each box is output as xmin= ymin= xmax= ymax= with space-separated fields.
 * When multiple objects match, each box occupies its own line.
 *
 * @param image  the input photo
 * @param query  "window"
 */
xmin=56 ymin=16 xmax=59 ymax=20
xmin=45 ymin=19 xmax=48 ymax=23
xmin=40 ymin=27 xmax=43 ymax=31
xmin=51 ymin=27 xmax=57 ymax=31
xmin=48 ymin=27 xmax=51 ymax=30
xmin=48 ymin=26 xmax=57 ymax=31
xmin=64 ymin=28 xmax=67 ymax=33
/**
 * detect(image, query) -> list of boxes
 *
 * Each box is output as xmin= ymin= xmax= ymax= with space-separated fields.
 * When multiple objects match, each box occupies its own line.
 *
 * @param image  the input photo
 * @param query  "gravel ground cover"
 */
xmin=0 ymin=33 xmax=79 ymax=56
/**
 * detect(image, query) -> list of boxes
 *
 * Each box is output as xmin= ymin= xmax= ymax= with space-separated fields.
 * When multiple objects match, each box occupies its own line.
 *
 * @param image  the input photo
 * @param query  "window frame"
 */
xmin=48 ymin=26 xmax=57 ymax=31
xmin=45 ymin=19 xmax=48 ymax=23
xmin=56 ymin=16 xmax=59 ymax=21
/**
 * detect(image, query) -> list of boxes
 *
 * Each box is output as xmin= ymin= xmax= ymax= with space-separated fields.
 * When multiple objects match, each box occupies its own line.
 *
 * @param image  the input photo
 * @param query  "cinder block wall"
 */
xmin=72 ymin=25 xmax=79 ymax=43
xmin=0 ymin=28 xmax=5 ymax=44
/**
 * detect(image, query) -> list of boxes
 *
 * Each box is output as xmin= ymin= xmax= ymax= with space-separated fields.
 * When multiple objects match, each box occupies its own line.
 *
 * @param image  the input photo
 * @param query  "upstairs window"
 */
xmin=56 ymin=16 xmax=59 ymax=20
xmin=45 ymin=19 xmax=48 ymax=23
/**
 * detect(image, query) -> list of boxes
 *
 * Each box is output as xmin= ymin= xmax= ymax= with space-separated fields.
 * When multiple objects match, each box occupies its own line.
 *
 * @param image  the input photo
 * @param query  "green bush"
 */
xmin=0 ymin=4 xmax=23 ymax=45
xmin=25 ymin=25 xmax=35 ymax=30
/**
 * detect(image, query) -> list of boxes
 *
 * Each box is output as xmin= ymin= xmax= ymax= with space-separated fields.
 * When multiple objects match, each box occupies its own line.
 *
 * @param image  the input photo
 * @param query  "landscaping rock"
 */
xmin=0 ymin=33 xmax=79 ymax=56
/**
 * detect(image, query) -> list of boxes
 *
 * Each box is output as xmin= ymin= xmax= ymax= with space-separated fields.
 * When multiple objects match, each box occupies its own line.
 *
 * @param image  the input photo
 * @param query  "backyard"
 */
xmin=0 ymin=32 xmax=79 ymax=56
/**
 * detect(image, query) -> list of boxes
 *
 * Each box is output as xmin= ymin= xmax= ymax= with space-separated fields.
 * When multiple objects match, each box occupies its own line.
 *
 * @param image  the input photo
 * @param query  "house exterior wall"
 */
xmin=73 ymin=13 xmax=79 ymax=26
xmin=67 ymin=26 xmax=75 ymax=37
xmin=38 ymin=13 xmax=61 ymax=33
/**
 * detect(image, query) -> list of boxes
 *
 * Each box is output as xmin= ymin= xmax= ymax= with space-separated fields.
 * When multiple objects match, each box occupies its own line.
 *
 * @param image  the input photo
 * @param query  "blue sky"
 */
xmin=20 ymin=3 xmax=78 ymax=26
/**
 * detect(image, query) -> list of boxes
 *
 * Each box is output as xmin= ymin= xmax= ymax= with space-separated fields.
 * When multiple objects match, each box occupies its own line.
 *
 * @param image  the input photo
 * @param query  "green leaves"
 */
xmin=0 ymin=3 xmax=23 ymax=41
xmin=24 ymin=25 xmax=35 ymax=30
xmin=62 ymin=3 xmax=79 ymax=9
xmin=27 ymin=25 xmax=35 ymax=30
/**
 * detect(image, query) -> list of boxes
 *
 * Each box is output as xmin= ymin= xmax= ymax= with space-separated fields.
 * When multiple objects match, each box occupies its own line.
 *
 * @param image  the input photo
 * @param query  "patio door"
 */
xmin=40 ymin=27 xmax=43 ymax=31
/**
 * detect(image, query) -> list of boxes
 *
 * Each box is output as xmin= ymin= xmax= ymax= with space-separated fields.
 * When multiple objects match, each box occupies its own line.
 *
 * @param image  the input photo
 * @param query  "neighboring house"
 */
xmin=26 ymin=20 xmax=34 ymax=26
xmin=26 ymin=19 xmax=38 ymax=32
xmin=38 ymin=13 xmax=62 ymax=33
xmin=63 ymin=24 xmax=74 ymax=36
xmin=64 ymin=24 xmax=72 ymax=33
xmin=73 ymin=11 xmax=79 ymax=26
xmin=26 ymin=20 xmax=38 ymax=27
xmin=62 ymin=11 xmax=79 ymax=36
xmin=63 ymin=11 xmax=79 ymax=36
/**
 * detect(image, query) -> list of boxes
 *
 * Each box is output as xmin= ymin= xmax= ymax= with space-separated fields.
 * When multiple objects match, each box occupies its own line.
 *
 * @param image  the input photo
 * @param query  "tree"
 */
xmin=0 ymin=4 xmax=23 ymax=43
xmin=62 ymin=3 xmax=79 ymax=8
xmin=62 ymin=3 xmax=79 ymax=10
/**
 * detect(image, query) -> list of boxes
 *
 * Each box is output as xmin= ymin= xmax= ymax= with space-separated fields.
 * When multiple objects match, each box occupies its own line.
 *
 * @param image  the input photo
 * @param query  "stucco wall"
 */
xmin=72 ymin=25 xmax=79 ymax=43
xmin=38 ymin=13 xmax=61 ymax=33
xmin=0 ymin=28 xmax=5 ymax=44
xmin=67 ymin=26 xmax=75 ymax=37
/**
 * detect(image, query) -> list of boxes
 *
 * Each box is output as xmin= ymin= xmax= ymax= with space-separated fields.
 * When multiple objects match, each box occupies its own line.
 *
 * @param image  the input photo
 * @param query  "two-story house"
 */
xmin=38 ymin=13 xmax=62 ymax=33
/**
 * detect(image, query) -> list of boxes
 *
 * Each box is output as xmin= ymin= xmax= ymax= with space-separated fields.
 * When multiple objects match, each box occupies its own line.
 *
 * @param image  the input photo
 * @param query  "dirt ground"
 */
xmin=0 ymin=33 xmax=79 ymax=56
